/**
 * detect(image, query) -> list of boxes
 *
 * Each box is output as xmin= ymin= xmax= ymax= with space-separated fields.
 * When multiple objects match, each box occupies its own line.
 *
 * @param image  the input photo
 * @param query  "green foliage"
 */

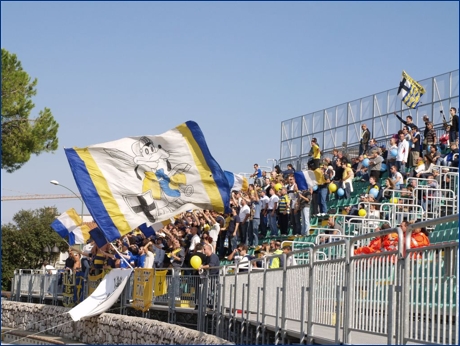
xmin=1 ymin=48 xmax=59 ymax=173
xmin=1 ymin=207 xmax=68 ymax=291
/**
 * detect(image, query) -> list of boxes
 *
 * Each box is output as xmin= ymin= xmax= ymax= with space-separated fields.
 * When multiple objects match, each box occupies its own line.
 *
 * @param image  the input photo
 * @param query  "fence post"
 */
xmin=387 ymin=284 xmax=395 ymax=345
xmin=281 ymin=253 xmax=287 ymax=344
xmin=343 ymin=238 xmax=352 ymax=345
xmin=256 ymin=286 xmax=262 ymax=345
xmin=306 ymin=248 xmax=314 ymax=344
xmin=40 ymin=274 xmax=45 ymax=303
xmin=275 ymin=286 xmax=281 ymax=345
xmin=16 ymin=272 xmax=22 ymax=302
xmin=335 ymin=284 xmax=341 ymax=344
xmin=261 ymin=257 xmax=268 ymax=345
xmin=27 ymin=275 xmax=33 ymax=303
xmin=299 ymin=286 xmax=307 ymax=344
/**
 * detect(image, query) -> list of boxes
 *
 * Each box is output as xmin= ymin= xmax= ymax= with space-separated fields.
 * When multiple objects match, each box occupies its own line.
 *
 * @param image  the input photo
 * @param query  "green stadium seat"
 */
xmin=429 ymin=230 xmax=440 ymax=244
xmin=310 ymin=217 xmax=318 ymax=227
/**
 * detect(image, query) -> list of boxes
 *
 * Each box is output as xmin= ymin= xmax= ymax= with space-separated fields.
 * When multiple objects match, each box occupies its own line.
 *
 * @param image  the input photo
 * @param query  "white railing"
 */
xmin=10 ymin=214 xmax=458 ymax=345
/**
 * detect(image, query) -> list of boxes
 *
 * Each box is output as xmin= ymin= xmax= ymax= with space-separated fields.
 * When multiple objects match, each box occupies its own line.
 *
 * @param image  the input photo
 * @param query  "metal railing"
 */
xmin=10 ymin=214 xmax=459 ymax=344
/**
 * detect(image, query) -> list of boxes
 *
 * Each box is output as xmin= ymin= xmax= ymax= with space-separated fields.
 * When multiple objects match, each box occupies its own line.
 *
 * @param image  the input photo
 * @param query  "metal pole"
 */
xmin=300 ymin=286 xmax=306 ymax=344
xmin=50 ymin=181 xmax=84 ymax=223
xmin=335 ymin=285 xmax=341 ymax=344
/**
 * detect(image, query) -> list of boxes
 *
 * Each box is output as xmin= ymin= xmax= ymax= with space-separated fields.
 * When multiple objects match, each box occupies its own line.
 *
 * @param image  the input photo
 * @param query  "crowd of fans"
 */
xmin=57 ymin=109 xmax=457 ymax=290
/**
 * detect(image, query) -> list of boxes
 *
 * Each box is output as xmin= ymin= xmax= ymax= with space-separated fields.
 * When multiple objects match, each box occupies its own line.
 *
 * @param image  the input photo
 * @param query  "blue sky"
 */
xmin=1 ymin=1 xmax=458 ymax=224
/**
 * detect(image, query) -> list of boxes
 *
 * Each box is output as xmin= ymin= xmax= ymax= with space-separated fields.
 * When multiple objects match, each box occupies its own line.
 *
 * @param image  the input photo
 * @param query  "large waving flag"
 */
xmin=224 ymin=171 xmax=249 ymax=192
xmin=51 ymin=208 xmax=90 ymax=245
xmin=398 ymin=71 xmax=426 ymax=109
xmin=64 ymin=121 xmax=230 ymax=243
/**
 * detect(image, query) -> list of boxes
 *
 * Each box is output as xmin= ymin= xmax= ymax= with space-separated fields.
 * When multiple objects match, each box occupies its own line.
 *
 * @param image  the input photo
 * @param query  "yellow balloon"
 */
xmin=190 ymin=255 xmax=202 ymax=270
xmin=275 ymin=183 xmax=283 ymax=192
xmin=390 ymin=197 xmax=398 ymax=204
xmin=358 ymin=209 xmax=367 ymax=217
xmin=328 ymin=183 xmax=337 ymax=193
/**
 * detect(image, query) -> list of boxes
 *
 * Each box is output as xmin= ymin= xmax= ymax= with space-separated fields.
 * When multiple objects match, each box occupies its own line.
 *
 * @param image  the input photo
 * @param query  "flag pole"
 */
xmin=109 ymin=242 xmax=135 ymax=270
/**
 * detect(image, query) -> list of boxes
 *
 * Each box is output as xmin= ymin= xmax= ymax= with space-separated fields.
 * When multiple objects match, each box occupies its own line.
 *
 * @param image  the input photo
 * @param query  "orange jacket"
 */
xmin=354 ymin=237 xmax=382 ymax=255
xmin=410 ymin=232 xmax=430 ymax=249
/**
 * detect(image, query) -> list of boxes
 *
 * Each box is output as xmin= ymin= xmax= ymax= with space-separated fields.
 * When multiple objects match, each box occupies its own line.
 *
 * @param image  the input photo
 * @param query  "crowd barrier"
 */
xmin=10 ymin=214 xmax=458 ymax=344
xmin=216 ymin=214 xmax=458 ymax=344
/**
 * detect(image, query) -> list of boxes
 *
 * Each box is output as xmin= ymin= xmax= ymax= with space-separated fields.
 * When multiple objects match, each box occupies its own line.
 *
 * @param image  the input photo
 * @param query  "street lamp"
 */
xmin=43 ymin=244 xmax=60 ymax=266
xmin=50 ymin=180 xmax=84 ymax=224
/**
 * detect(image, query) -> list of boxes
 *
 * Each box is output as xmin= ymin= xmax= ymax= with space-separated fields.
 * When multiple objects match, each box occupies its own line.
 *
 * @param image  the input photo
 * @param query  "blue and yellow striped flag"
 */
xmin=51 ymin=208 xmax=90 ymax=245
xmin=398 ymin=71 xmax=426 ymax=109
xmin=64 ymin=121 xmax=230 ymax=242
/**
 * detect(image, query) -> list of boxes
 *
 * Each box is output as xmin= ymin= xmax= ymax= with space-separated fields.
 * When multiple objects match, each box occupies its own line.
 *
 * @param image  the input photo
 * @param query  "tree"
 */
xmin=1 ymin=207 xmax=68 ymax=291
xmin=1 ymin=48 xmax=59 ymax=173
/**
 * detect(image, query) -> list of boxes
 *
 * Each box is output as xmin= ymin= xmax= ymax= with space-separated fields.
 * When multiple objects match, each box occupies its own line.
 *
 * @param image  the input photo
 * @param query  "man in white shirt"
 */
xmin=396 ymin=132 xmax=409 ymax=177
xmin=143 ymin=244 xmax=155 ymax=268
xmin=390 ymin=165 xmax=404 ymax=190
xmin=267 ymin=187 xmax=279 ymax=237
xmin=189 ymin=226 xmax=201 ymax=253
xmin=259 ymin=189 xmax=270 ymax=237
xmin=238 ymin=198 xmax=251 ymax=246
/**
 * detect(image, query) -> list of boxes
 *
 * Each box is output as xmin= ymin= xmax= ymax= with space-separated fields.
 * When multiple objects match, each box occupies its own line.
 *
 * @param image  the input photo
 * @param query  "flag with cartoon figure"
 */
xmin=65 ymin=121 xmax=230 ymax=242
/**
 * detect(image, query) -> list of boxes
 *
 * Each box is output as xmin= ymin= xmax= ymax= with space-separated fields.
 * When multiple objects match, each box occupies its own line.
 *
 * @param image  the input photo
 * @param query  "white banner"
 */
xmin=68 ymin=268 xmax=133 ymax=321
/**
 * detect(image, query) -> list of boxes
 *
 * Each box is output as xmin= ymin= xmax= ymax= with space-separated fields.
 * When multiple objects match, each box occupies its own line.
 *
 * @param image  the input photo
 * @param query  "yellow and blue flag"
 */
xmin=51 ymin=208 xmax=90 ymax=245
xmin=224 ymin=171 xmax=249 ymax=192
xmin=65 ymin=121 xmax=230 ymax=242
xmin=398 ymin=71 xmax=426 ymax=109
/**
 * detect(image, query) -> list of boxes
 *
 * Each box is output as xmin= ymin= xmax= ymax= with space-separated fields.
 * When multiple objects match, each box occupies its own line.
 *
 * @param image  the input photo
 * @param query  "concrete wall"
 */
xmin=1 ymin=301 xmax=232 ymax=345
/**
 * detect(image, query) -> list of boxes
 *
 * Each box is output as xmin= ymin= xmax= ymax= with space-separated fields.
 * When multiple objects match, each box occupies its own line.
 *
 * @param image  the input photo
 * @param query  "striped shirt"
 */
xmin=278 ymin=194 xmax=290 ymax=213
